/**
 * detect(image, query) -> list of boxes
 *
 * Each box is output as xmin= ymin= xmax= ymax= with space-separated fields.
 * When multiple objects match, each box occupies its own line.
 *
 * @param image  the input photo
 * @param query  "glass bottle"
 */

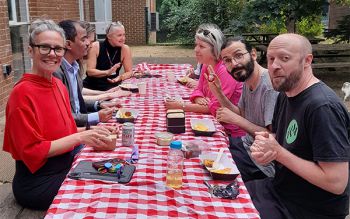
xmin=165 ymin=141 xmax=184 ymax=189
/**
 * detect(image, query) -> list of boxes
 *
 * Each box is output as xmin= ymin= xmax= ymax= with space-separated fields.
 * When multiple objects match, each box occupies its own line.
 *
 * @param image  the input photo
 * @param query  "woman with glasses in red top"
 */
xmin=84 ymin=21 xmax=133 ymax=91
xmin=3 ymin=19 xmax=113 ymax=210
xmin=165 ymin=23 xmax=245 ymax=138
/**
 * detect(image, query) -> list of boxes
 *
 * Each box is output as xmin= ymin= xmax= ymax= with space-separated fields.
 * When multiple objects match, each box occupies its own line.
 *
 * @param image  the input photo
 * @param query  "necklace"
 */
xmin=106 ymin=48 xmax=118 ymax=67
xmin=106 ymin=48 xmax=118 ymax=76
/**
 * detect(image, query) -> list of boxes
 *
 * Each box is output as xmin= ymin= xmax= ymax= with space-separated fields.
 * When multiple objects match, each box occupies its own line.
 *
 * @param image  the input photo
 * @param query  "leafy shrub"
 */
xmin=258 ymin=19 xmax=287 ymax=33
xmin=296 ymin=16 xmax=324 ymax=38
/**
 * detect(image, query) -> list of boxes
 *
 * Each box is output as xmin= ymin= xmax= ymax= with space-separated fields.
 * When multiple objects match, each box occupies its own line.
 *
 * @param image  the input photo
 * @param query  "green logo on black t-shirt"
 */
xmin=286 ymin=119 xmax=298 ymax=144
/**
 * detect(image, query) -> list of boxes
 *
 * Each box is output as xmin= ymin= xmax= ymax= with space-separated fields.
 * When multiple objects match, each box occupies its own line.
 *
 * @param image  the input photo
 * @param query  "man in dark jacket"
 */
xmin=53 ymin=20 xmax=114 ymax=127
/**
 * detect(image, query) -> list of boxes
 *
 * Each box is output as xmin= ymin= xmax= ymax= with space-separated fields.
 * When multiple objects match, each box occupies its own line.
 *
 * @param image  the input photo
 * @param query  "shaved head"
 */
xmin=269 ymin=33 xmax=312 ymax=57
xmin=267 ymin=33 xmax=315 ymax=94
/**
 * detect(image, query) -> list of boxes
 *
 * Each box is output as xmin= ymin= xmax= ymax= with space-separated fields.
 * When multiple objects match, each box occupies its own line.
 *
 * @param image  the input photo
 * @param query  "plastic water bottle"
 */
xmin=166 ymin=141 xmax=184 ymax=189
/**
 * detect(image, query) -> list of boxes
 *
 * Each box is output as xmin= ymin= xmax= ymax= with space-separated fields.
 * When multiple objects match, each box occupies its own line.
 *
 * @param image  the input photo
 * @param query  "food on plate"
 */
xmin=178 ymin=76 xmax=189 ymax=84
xmin=193 ymin=123 xmax=209 ymax=132
xmin=211 ymin=168 xmax=231 ymax=174
xmin=121 ymin=111 xmax=133 ymax=118
xmin=204 ymin=159 xmax=214 ymax=168
xmin=133 ymin=71 xmax=143 ymax=78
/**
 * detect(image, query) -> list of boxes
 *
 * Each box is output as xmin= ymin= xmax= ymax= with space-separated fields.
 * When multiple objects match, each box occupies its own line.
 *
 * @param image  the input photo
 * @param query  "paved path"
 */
xmin=0 ymin=116 xmax=13 ymax=183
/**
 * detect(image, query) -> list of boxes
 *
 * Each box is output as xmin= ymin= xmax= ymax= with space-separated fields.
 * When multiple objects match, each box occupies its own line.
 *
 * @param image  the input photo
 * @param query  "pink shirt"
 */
xmin=190 ymin=61 xmax=245 ymax=137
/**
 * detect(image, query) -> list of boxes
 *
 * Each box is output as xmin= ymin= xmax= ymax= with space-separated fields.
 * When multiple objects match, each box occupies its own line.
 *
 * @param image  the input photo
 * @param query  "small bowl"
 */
xmin=199 ymin=151 xmax=240 ymax=180
xmin=155 ymin=132 xmax=174 ymax=146
xmin=115 ymin=108 xmax=139 ymax=123
xmin=190 ymin=118 xmax=216 ymax=136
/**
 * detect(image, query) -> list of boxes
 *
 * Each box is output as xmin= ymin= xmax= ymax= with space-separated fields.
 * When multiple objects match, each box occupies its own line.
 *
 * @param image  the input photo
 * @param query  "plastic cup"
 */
xmin=137 ymin=82 xmax=147 ymax=95
xmin=167 ymin=72 xmax=176 ymax=82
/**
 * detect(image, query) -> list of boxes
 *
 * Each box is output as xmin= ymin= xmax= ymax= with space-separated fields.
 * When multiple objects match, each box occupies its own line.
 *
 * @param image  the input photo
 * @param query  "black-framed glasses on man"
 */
xmin=223 ymin=52 xmax=249 ymax=65
xmin=31 ymin=44 xmax=66 ymax=57
xmin=197 ymin=29 xmax=216 ymax=41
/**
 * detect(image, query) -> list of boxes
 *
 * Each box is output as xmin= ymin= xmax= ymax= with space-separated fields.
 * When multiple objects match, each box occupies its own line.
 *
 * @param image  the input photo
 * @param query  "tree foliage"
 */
xmin=296 ymin=16 xmax=324 ymax=37
xmin=157 ymin=0 xmax=350 ymax=43
xmin=242 ymin=0 xmax=326 ymax=33
xmin=159 ymin=0 xmax=244 ymax=43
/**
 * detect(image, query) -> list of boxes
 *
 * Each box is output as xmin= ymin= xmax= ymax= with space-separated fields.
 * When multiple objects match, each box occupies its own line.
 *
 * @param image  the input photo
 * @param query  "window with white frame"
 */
xmin=94 ymin=0 xmax=112 ymax=36
xmin=94 ymin=0 xmax=112 ymax=22
xmin=7 ymin=0 xmax=29 ymax=25
xmin=79 ymin=0 xmax=84 ymax=21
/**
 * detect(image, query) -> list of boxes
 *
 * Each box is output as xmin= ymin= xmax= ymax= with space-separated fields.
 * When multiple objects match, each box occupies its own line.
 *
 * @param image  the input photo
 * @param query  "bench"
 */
xmin=312 ymin=62 xmax=350 ymax=69
xmin=0 ymin=183 xmax=46 ymax=218
xmin=311 ymin=44 xmax=350 ymax=72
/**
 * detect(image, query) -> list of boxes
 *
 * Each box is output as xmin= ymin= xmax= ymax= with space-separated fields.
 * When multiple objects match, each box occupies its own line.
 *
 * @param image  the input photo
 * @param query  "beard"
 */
xmin=229 ymin=56 xmax=255 ymax=82
xmin=271 ymin=61 xmax=304 ymax=92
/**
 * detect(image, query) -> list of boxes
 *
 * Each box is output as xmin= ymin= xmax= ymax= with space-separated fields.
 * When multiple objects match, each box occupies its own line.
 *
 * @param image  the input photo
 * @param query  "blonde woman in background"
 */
xmin=84 ymin=21 xmax=133 ymax=91
xmin=79 ymin=21 xmax=131 ymax=101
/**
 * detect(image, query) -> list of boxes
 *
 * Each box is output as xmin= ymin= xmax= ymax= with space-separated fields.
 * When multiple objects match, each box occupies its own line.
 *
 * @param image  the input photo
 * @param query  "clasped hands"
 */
xmin=80 ymin=125 xmax=120 ymax=151
xmin=251 ymin=131 xmax=281 ymax=165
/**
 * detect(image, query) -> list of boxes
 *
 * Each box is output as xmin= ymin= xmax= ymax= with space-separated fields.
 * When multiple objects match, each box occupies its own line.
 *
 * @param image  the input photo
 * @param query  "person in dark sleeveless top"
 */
xmin=84 ymin=21 xmax=133 ymax=91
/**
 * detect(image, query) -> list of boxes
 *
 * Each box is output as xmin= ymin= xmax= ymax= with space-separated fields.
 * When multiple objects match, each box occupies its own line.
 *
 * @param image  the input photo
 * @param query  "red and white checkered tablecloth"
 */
xmin=123 ymin=65 xmax=193 ymax=99
xmin=45 ymin=64 xmax=260 ymax=219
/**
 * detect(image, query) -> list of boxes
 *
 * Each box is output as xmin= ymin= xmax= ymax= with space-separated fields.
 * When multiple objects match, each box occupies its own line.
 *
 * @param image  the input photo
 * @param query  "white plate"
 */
xmin=164 ymin=94 xmax=183 ymax=103
xmin=199 ymin=151 xmax=240 ymax=180
xmin=190 ymin=118 xmax=216 ymax=135
xmin=119 ymin=83 xmax=138 ymax=91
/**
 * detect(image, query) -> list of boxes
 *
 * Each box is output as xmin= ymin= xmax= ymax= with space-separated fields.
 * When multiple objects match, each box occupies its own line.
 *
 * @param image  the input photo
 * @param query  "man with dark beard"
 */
xmin=247 ymin=33 xmax=350 ymax=219
xmin=208 ymin=36 xmax=279 ymax=182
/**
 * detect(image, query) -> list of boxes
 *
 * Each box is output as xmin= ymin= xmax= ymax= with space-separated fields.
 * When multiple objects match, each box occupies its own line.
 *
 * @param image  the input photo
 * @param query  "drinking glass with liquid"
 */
xmin=165 ymin=141 xmax=184 ymax=189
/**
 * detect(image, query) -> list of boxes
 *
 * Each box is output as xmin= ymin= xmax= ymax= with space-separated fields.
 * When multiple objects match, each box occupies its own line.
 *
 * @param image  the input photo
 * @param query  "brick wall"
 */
xmin=28 ymin=0 xmax=80 ymax=22
xmin=112 ymin=0 xmax=146 ymax=45
xmin=88 ymin=0 xmax=94 ymax=22
xmin=329 ymin=3 xmax=350 ymax=29
xmin=0 ymin=0 xmax=14 ymax=117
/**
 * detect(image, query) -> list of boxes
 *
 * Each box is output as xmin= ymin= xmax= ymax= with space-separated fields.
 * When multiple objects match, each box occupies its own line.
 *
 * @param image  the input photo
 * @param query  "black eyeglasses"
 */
xmin=31 ymin=44 xmax=66 ymax=57
xmin=198 ymin=29 xmax=216 ymax=41
xmin=106 ymin=21 xmax=123 ymax=34
xmin=223 ymin=52 xmax=249 ymax=65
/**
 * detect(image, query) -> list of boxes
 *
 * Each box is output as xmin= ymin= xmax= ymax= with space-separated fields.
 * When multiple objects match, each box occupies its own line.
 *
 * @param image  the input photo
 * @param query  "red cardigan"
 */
xmin=3 ymin=73 xmax=78 ymax=173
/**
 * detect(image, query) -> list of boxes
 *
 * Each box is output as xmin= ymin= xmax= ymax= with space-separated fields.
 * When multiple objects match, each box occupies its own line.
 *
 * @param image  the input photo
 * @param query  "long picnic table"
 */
xmin=45 ymin=64 xmax=260 ymax=219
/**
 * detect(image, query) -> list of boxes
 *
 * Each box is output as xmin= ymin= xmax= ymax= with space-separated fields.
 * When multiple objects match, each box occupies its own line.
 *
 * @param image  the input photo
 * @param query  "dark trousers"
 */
xmin=13 ymin=144 xmax=83 ymax=210
xmin=246 ymin=178 xmax=347 ymax=219
xmin=246 ymin=178 xmax=294 ymax=219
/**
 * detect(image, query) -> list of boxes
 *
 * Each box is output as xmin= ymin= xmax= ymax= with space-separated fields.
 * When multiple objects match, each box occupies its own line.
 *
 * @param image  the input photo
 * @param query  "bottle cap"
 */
xmin=170 ymin=141 xmax=182 ymax=150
